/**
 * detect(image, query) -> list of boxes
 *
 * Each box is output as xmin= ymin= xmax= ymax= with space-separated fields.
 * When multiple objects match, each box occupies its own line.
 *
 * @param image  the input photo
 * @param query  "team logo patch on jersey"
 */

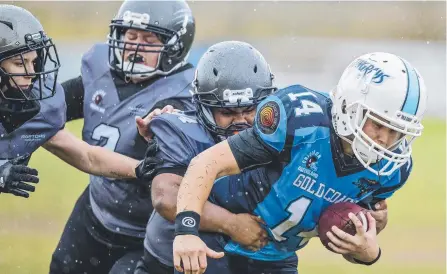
xmin=302 ymin=150 xmax=321 ymax=172
xmin=90 ymin=90 xmax=106 ymax=113
xmin=352 ymin=178 xmax=380 ymax=198
xmin=257 ymin=102 xmax=280 ymax=134
xmin=298 ymin=150 xmax=321 ymax=179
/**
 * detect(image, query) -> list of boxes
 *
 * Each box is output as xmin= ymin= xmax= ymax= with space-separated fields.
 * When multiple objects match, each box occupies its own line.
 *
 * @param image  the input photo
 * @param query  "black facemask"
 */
xmin=0 ymin=87 xmax=40 ymax=133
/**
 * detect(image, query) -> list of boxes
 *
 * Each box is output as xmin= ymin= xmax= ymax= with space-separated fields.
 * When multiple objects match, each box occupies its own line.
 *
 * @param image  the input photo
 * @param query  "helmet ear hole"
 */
xmin=253 ymin=65 xmax=257 ymax=73
xmin=213 ymin=68 xmax=218 ymax=76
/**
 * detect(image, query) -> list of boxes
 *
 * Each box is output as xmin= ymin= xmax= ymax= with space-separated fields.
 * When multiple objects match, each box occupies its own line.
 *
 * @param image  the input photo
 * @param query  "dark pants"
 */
xmin=170 ymin=232 xmax=298 ymax=274
xmin=109 ymin=250 xmax=144 ymax=274
xmin=49 ymin=187 xmax=144 ymax=274
xmin=134 ymin=249 xmax=174 ymax=274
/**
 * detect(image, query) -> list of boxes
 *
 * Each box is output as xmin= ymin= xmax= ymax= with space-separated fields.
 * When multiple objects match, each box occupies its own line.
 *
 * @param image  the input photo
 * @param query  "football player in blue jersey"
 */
xmin=171 ymin=52 xmax=427 ymax=273
xmin=0 ymin=5 xmax=145 ymax=199
xmin=49 ymin=1 xmax=198 ymax=273
xmin=130 ymin=41 xmax=299 ymax=274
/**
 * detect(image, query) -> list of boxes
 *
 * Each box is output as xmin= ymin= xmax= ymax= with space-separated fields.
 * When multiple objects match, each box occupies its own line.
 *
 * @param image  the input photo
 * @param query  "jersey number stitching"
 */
xmin=92 ymin=124 xmax=121 ymax=151
xmin=271 ymin=196 xmax=318 ymax=248
xmin=288 ymin=92 xmax=323 ymax=117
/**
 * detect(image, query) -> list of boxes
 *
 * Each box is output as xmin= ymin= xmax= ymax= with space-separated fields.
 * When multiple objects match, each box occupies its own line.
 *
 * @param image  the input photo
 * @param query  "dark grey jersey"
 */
xmin=80 ymin=43 xmax=194 ymax=237
xmin=144 ymin=111 xmax=216 ymax=266
xmin=0 ymin=78 xmax=66 ymax=166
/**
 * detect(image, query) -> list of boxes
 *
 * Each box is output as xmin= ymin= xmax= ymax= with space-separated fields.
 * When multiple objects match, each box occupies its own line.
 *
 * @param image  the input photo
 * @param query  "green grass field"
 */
xmin=0 ymin=118 xmax=445 ymax=274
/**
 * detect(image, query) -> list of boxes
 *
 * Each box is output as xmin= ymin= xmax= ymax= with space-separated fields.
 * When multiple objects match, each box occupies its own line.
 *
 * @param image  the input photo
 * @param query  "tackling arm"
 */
xmin=43 ymin=128 xmax=138 ymax=179
xmin=153 ymin=172 xmax=241 ymax=234
xmin=176 ymin=140 xmax=240 ymax=215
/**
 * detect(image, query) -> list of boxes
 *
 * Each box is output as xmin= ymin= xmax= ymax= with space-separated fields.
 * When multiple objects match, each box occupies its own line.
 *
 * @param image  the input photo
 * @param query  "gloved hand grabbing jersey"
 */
xmin=135 ymin=140 xmax=163 ymax=182
xmin=135 ymin=104 xmax=177 ymax=182
xmin=0 ymin=154 xmax=39 ymax=198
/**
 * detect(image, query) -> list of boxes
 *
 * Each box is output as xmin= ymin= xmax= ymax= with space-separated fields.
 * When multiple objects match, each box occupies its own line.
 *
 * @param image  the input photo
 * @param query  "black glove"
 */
xmin=0 ymin=154 xmax=39 ymax=198
xmin=135 ymin=140 xmax=163 ymax=182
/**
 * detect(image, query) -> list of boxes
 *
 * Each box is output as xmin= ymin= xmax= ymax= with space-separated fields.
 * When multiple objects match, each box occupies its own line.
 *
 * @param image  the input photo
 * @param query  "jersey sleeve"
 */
xmin=150 ymin=116 xmax=196 ymax=174
xmin=62 ymin=75 xmax=85 ymax=121
xmin=227 ymin=94 xmax=289 ymax=171
xmin=253 ymin=95 xmax=289 ymax=153
xmin=358 ymin=158 xmax=413 ymax=209
xmin=45 ymin=81 xmax=67 ymax=131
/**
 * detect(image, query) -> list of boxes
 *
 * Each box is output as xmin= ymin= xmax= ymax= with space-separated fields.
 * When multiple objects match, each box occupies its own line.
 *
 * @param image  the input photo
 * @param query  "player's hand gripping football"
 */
xmin=326 ymin=211 xmax=380 ymax=263
xmin=225 ymin=213 xmax=269 ymax=251
xmin=0 ymin=154 xmax=39 ymax=198
xmin=173 ymin=234 xmax=224 ymax=274
xmin=369 ymin=200 xmax=388 ymax=234
xmin=136 ymin=105 xmax=178 ymax=142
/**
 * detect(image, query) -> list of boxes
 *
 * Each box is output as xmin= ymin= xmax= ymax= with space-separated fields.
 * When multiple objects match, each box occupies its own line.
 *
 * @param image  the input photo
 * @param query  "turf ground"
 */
xmin=0 ymin=118 xmax=445 ymax=274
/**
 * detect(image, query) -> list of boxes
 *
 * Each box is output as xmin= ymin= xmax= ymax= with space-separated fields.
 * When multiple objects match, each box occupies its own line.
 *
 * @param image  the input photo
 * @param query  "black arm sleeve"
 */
xmin=227 ymin=128 xmax=278 ymax=172
xmin=62 ymin=75 xmax=85 ymax=121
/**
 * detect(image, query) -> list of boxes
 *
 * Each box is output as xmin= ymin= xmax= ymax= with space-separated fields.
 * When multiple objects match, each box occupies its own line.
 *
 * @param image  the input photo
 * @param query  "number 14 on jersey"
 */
xmin=288 ymin=92 xmax=323 ymax=117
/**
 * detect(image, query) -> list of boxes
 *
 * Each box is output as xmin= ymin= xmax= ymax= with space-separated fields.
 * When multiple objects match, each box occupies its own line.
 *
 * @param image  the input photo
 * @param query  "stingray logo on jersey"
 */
xmin=354 ymin=59 xmax=390 ymax=84
xmin=298 ymin=150 xmax=321 ymax=179
xmin=90 ymin=90 xmax=106 ymax=114
xmin=302 ymin=150 xmax=321 ymax=172
xmin=352 ymin=178 xmax=380 ymax=198
xmin=257 ymin=101 xmax=280 ymax=134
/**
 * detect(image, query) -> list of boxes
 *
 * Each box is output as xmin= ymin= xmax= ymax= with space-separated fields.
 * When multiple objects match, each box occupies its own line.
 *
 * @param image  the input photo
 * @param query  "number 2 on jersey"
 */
xmin=288 ymin=91 xmax=323 ymax=117
xmin=92 ymin=124 xmax=120 ymax=151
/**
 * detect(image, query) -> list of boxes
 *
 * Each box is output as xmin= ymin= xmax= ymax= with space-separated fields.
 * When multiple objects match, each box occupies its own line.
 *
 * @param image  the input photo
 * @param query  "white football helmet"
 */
xmin=330 ymin=52 xmax=427 ymax=176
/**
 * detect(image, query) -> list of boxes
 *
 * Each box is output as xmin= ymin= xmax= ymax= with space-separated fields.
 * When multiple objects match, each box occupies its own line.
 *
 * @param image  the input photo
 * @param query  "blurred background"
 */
xmin=0 ymin=1 xmax=445 ymax=273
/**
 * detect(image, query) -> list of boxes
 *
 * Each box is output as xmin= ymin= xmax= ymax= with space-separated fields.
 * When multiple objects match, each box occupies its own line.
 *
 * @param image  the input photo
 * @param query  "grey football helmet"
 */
xmin=0 ymin=4 xmax=60 ymax=113
xmin=108 ymin=0 xmax=195 ymax=80
xmin=193 ymin=41 xmax=276 ymax=137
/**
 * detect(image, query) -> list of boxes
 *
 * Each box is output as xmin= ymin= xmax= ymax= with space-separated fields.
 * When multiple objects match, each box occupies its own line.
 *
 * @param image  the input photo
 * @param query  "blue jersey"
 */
xmin=221 ymin=85 xmax=411 ymax=261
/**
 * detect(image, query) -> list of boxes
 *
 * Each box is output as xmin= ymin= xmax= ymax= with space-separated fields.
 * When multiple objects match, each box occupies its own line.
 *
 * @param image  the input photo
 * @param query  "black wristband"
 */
xmin=174 ymin=211 xmax=200 ymax=236
xmin=353 ymin=248 xmax=381 ymax=266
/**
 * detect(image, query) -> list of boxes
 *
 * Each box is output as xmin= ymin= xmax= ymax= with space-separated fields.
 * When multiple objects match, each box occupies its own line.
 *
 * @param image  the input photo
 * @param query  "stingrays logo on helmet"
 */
xmin=353 ymin=58 xmax=391 ymax=84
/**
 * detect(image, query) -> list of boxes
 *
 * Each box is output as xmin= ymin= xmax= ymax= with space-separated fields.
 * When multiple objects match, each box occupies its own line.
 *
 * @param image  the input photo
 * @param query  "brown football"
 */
xmin=318 ymin=202 xmax=368 ymax=251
